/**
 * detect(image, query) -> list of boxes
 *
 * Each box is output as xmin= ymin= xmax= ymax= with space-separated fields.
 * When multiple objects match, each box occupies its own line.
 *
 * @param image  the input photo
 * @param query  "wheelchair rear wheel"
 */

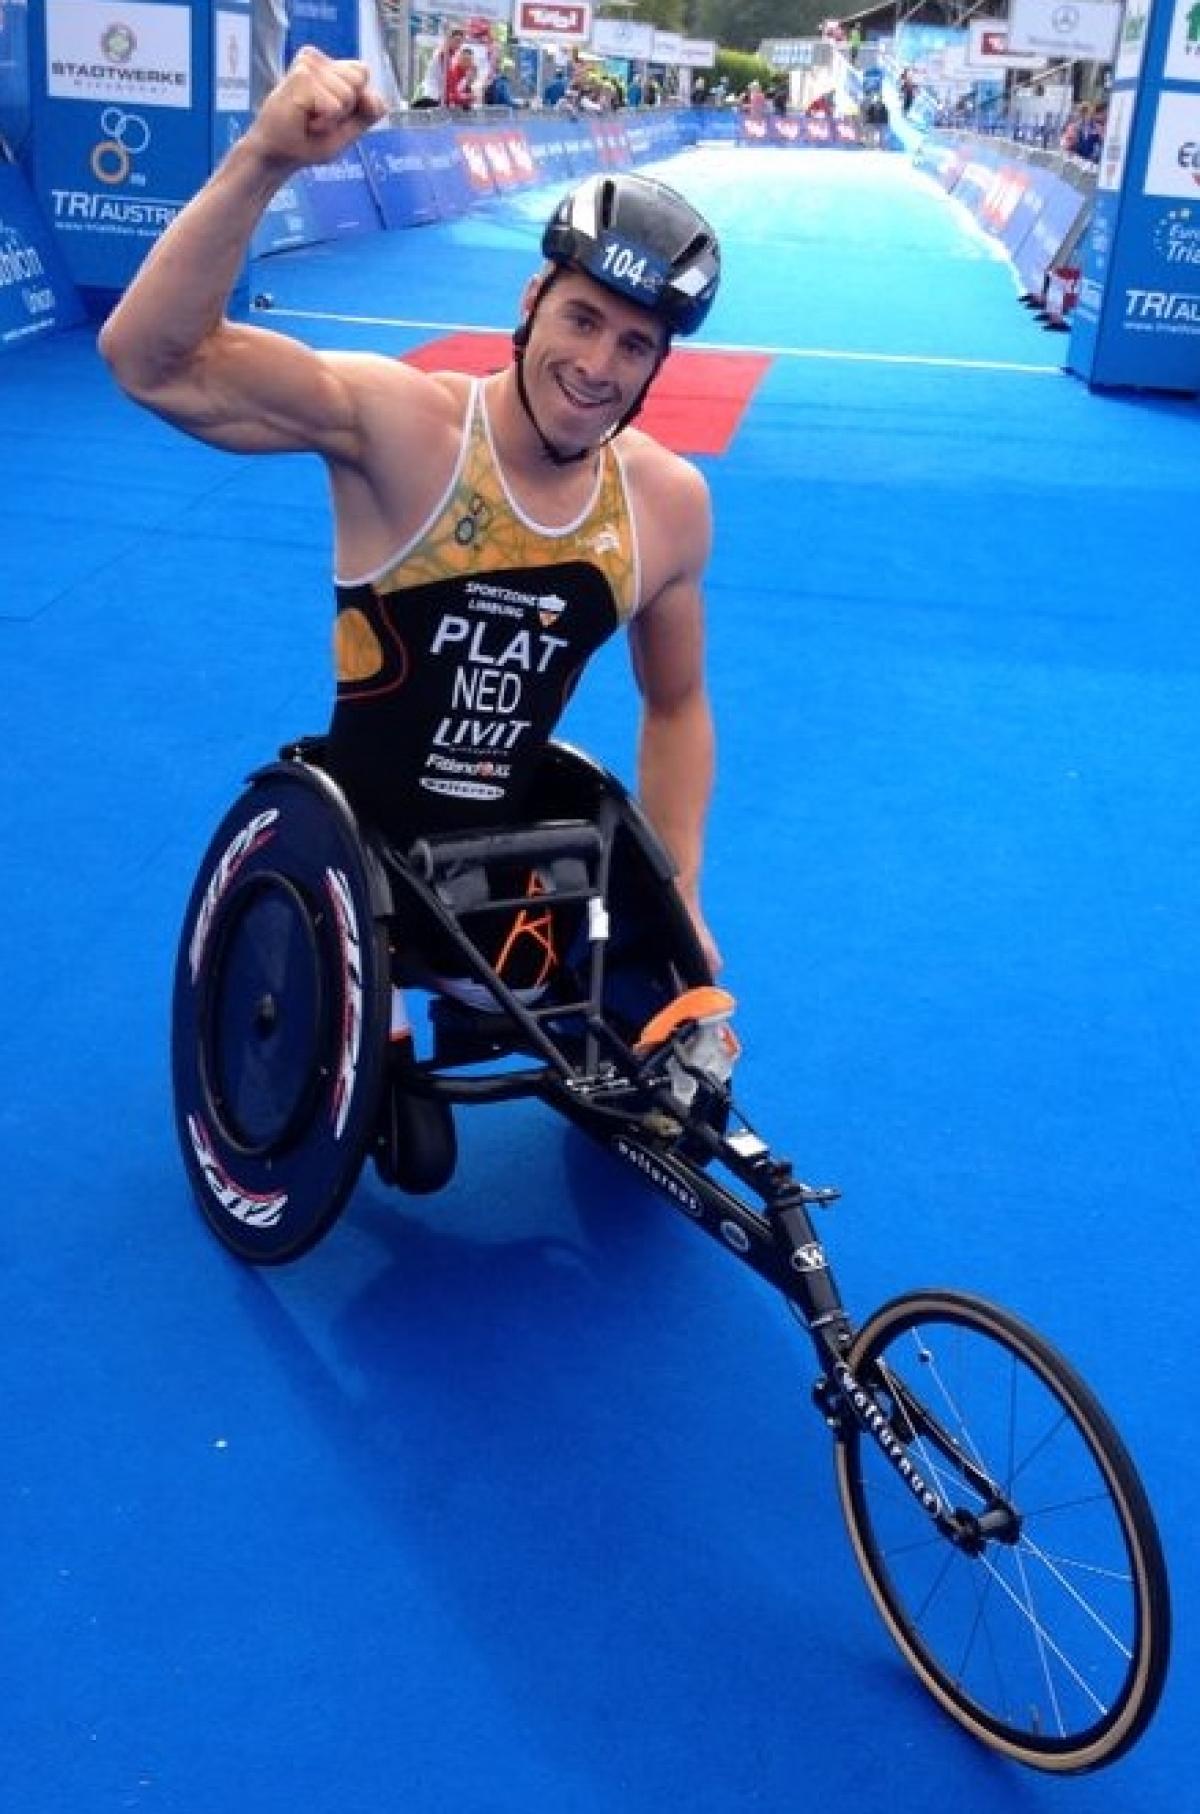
xmin=172 ymin=761 xmax=392 ymax=1263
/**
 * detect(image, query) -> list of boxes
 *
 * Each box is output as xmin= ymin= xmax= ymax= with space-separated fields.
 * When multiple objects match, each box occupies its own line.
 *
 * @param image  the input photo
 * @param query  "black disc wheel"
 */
xmin=833 ymin=1290 xmax=1170 ymax=1772
xmin=201 ymin=874 xmax=327 ymax=1153
xmin=173 ymin=762 xmax=392 ymax=1263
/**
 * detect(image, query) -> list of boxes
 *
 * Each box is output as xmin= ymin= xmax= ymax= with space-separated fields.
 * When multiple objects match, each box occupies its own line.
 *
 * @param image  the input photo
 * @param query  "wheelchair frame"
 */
xmin=170 ymin=736 xmax=1171 ymax=1775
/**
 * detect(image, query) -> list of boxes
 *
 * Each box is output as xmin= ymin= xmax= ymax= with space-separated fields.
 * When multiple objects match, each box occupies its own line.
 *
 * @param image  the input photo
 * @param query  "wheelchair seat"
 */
xmin=172 ymin=739 xmax=712 ymax=1264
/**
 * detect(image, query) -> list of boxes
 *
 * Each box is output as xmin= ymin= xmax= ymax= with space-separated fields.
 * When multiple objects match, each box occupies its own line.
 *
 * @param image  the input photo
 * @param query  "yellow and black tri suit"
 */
xmin=326 ymin=377 xmax=641 ymax=847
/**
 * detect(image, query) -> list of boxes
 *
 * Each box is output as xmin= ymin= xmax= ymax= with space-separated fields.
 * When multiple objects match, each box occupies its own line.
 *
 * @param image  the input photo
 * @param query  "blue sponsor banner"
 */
xmin=525 ymin=118 xmax=572 ymax=187
xmin=303 ymin=144 xmax=383 ymax=238
xmin=286 ymin=0 xmax=358 ymax=63
xmin=420 ymin=125 xmax=472 ymax=218
xmin=358 ymin=127 xmax=439 ymax=228
xmin=0 ymin=0 xmax=30 ymax=153
xmin=27 ymin=0 xmax=251 ymax=299
xmin=1069 ymin=0 xmax=1200 ymax=393
xmin=0 ymin=159 xmax=85 ymax=349
xmin=211 ymin=0 xmax=252 ymax=170
xmin=915 ymin=136 xmax=969 ymax=190
xmin=250 ymin=167 xmax=328 ymax=255
xmin=950 ymin=144 xmax=1003 ymax=214
xmin=559 ymin=121 xmax=598 ymax=177
xmin=737 ymin=115 xmax=863 ymax=149
xmin=1011 ymin=171 xmax=1091 ymax=294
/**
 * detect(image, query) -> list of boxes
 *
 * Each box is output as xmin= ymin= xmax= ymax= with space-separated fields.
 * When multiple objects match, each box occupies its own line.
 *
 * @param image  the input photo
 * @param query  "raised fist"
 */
xmin=253 ymin=46 xmax=389 ymax=168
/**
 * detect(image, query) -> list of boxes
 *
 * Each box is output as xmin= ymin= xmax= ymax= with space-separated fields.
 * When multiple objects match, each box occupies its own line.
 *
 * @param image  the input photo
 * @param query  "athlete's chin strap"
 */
xmin=512 ymin=269 xmax=668 ymax=467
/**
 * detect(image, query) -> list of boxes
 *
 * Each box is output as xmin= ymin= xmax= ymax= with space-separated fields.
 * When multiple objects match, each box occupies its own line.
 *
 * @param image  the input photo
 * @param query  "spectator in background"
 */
xmin=771 ymin=79 xmax=788 ymax=116
xmin=627 ymin=70 xmax=644 ymax=107
xmin=862 ymin=90 xmax=889 ymax=146
xmin=413 ymin=24 xmax=464 ymax=108
xmin=644 ymin=77 xmax=661 ymax=106
xmin=446 ymin=40 xmax=477 ymax=109
xmin=483 ymin=59 xmax=513 ymax=107
xmin=848 ymin=25 xmax=863 ymax=64
xmin=899 ymin=67 xmax=918 ymax=115
xmin=743 ymin=80 xmax=768 ymax=119
xmin=1074 ymin=105 xmax=1103 ymax=161
xmin=543 ymin=65 xmax=567 ymax=108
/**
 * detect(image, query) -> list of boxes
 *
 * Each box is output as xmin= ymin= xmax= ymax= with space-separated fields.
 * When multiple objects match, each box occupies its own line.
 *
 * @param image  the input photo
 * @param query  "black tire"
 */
xmin=172 ymin=761 xmax=392 ymax=1264
xmin=833 ymin=1289 xmax=1170 ymax=1772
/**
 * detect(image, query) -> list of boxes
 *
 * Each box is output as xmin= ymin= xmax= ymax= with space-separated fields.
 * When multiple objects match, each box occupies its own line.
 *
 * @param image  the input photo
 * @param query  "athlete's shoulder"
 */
xmin=617 ymin=426 xmax=710 ymax=514
xmin=619 ymin=426 xmax=706 ymax=493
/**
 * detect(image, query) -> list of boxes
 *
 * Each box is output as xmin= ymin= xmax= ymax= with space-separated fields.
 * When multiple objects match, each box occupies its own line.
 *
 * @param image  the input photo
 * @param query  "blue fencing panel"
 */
xmin=560 ymin=121 xmax=599 ymax=177
xmin=358 ymin=127 xmax=440 ymax=228
xmin=0 ymin=161 xmax=85 ymax=350
xmin=250 ymin=169 xmax=329 ymax=256
xmin=1012 ymin=171 xmax=1091 ymax=295
xmin=421 ymin=126 xmax=473 ymax=219
xmin=526 ymin=118 xmax=572 ymax=188
xmin=303 ymin=145 xmax=384 ymax=240
xmin=950 ymin=144 xmax=1003 ymax=218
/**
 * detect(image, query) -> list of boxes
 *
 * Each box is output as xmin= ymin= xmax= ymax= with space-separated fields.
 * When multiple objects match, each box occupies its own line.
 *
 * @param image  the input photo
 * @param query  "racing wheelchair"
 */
xmin=172 ymin=737 xmax=1171 ymax=1773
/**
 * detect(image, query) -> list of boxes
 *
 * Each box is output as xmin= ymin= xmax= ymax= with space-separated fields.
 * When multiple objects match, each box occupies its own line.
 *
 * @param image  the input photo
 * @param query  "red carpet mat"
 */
xmin=402 ymin=331 xmax=771 ymax=455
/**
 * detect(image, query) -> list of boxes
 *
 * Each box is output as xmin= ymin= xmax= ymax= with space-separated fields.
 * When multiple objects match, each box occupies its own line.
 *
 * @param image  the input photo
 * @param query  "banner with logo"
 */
xmin=358 ymin=127 xmax=440 ymax=229
xmin=28 ymin=0 xmax=253 ymax=300
xmin=966 ymin=18 xmax=1046 ymax=71
xmin=250 ymin=167 xmax=328 ymax=256
xmin=512 ymin=2 xmax=592 ymax=49
xmin=590 ymin=19 xmax=652 ymax=61
xmin=1069 ymin=0 xmax=1200 ymax=393
xmin=0 ymin=160 xmax=85 ymax=350
xmin=1009 ymin=169 xmax=1092 ymax=293
xmin=738 ymin=116 xmax=865 ymax=148
xmin=1008 ymin=0 xmax=1121 ymax=64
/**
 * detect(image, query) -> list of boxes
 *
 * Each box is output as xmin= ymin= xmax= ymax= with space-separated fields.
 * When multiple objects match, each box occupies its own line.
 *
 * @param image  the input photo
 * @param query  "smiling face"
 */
xmin=517 ymin=267 xmax=667 ymax=453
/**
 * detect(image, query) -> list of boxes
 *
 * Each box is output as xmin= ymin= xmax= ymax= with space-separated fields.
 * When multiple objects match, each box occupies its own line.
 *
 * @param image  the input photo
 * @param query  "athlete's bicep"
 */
xmin=629 ymin=463 xmax=713 ymax=707
xmin=108 ymin=325 xmax=405 ymax=462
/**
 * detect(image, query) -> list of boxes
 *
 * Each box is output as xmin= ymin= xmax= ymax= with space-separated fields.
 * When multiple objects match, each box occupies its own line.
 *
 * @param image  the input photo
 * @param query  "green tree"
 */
xmin=690 ymin=0 xmax=830 ymax=53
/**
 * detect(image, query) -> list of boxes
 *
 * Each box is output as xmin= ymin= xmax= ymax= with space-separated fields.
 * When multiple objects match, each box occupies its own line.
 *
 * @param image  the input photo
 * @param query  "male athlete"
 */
xmin=100 ymin=47 xmax=723 ymax=974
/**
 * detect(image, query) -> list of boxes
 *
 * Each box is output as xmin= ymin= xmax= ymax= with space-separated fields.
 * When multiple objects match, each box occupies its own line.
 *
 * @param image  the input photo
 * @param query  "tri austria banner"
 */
xmin=27 ymin=0 xmax=253 ymax=304
xmin=1068 ymin=0 xmax=1200 ymax=393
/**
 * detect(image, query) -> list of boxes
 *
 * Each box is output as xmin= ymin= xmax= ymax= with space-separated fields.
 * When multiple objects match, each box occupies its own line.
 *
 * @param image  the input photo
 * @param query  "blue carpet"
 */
xmin=1 ymin=147 xmax=1195 ymax=1812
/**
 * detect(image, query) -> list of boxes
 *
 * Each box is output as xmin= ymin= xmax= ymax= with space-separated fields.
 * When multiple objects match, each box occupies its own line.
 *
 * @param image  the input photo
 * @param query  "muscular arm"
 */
xmin=97 ymin=49 xmax=390 ymax=459
xmin=628 ymin=461 xmax=720 ymax=971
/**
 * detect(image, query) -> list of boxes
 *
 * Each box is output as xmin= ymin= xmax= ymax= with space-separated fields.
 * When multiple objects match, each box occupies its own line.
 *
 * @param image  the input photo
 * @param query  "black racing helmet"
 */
xmin=541 ymin=172 xmax=720 ymax=338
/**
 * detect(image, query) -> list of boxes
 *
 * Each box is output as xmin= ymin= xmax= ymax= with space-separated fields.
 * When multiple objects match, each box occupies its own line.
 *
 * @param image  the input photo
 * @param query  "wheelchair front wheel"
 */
xmin=833 ymin=1289 xmax=1170 ymax=1772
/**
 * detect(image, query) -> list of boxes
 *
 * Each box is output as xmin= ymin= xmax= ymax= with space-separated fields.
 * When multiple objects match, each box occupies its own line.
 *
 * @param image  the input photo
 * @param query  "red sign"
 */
xmin=513 ymin=1 xmax=591 ymax=42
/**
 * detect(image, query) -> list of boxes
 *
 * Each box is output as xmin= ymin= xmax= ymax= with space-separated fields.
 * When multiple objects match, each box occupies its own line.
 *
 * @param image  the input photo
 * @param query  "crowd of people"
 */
xmin=401 ymin=10 xmax=1106 ymax=167
xmin=407 ymin=18 xmax=790 ymax=119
